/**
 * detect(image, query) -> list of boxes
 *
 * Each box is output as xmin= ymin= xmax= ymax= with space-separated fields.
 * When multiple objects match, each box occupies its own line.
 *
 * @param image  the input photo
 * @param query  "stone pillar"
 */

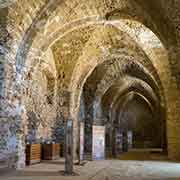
xmin=111 ymin=126 xmax=116 ymax=157
xmin=72 ymin=118 xmax=78 ymax=162
xmin=59 ymin=90 xmax=74 ymax=174
xmin=161 ymin=106 xmax=167 ymax=153
xmin=76 ymin=121 xmax=80 ymax=164
xmin=0 ymin=8 xmax=26 ymax=169
xmin=64 ymin=118 xmax=73 ymax=174
xmin=122 ymin=131 xmax=128 ymax=152
xmin=92 ymin=124 xmax=105 ymax=160
xmin=77 ymin=121 xmax=84 ymax=164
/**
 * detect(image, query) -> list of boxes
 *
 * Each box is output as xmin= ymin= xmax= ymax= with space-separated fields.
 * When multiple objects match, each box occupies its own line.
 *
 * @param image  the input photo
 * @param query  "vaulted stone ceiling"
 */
xmin=1 ymin=0 xmax=180 ymax=169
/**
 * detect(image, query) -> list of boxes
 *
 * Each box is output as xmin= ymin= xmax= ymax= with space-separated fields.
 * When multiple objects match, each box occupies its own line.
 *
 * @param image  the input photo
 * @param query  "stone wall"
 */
xmin=1 ymin=0 xmax=180 ymax=169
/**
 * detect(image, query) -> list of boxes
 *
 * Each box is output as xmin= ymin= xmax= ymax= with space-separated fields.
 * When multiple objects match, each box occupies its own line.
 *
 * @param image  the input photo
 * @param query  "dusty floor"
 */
xmin=1 ymin=151 xmax=180 ymax=180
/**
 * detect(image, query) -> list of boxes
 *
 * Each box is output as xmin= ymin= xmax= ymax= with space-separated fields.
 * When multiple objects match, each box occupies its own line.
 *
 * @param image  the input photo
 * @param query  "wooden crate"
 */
xmin=42 ymin=144 xmax=60 ymax=160
xmin=26 ymin=144 xmax=41 ymax=165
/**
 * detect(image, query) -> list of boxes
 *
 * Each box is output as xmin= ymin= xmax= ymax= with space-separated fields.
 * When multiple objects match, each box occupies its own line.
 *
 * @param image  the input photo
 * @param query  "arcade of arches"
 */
xmin=1 ymin=0 xmax=180 ymax=178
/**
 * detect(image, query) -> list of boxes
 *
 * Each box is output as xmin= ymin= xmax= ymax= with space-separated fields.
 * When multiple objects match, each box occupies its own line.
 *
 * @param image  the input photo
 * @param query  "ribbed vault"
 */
xmin=1 ymin=0 xmax=180 ymax=170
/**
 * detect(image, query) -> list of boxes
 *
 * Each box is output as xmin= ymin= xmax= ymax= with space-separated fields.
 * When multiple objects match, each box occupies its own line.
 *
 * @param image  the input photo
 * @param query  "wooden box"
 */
xmin=26 ymin=144 xmax=41 ymax=165
xmin=42 ymin=144 xmax=60 ymax=160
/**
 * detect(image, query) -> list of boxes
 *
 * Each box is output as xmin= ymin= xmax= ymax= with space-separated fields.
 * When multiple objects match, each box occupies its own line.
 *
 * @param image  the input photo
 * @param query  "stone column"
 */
xmin=122 ymin=131 xmax=128 ymax=152
xmin=72 ymin=117 xmax=78 ymax=162
xmin=161 ymin=106 xmax=167 ymax=153
xmin=59 ymin=90 xmax=74 ymax=174
xmin=64 ymin=117 xmax=73 ymax=174
xmin=77 ymin=121 xmax=85 ymax=164
xmin=111 ymin=126 xmax=116 ymax=157
xmin=0 ymin=8 xmax=26 ymax=169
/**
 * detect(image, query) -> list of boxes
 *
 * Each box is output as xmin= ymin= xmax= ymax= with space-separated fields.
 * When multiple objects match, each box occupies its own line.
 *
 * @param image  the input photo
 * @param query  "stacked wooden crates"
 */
xmin=42 ymin=144 xmax=60 ymax=160
xmin=26 ymin=144 xmax=41 ymax=165
xmin=25 ymin=143 xmax=60 ymax=165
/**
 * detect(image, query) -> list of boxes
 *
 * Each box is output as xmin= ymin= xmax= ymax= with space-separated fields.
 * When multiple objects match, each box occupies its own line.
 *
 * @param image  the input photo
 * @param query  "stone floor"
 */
xmin=1 ymin=151 xmax=180 ymax=180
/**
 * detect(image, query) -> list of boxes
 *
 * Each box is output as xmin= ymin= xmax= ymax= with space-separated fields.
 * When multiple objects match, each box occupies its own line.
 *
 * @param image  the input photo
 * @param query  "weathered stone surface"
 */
xmin=0 ymin=0 xmax=180 ymax=170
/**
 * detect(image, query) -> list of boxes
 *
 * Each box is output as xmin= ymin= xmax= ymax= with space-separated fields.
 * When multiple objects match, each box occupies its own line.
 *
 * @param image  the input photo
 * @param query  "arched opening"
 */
xmin=81 ymin=53 xmax=165 ymax=160
xmin=0 ymin=1 xmax=180 ymax=178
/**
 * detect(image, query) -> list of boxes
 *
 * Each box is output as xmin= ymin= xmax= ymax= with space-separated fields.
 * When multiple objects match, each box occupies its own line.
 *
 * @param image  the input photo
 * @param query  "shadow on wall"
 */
xmin=26 ymin=111 xmax=41 ymax=143
xmin=51 ymin=112 xmax=65 ymax=143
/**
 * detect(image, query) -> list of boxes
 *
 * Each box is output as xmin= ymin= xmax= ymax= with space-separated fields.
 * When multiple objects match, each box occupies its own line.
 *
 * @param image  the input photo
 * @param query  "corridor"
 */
xmin=1 ymin=0 xmax=180 ymax=178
